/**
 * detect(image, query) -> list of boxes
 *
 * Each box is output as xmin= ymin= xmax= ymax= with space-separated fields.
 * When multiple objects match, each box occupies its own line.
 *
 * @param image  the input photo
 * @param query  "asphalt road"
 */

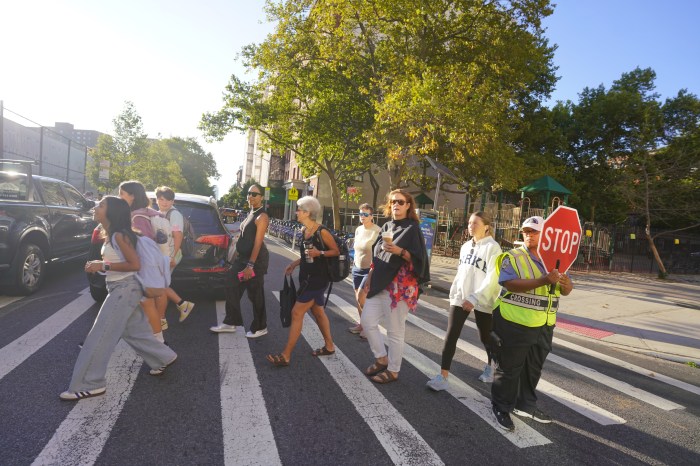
xmin=0 ymin=238 xmax=699 ymax=465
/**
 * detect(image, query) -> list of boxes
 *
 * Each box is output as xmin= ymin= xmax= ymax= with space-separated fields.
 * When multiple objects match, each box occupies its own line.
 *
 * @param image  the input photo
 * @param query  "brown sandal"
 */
xmin=311 ymin=346 xmax=335 ymax=357
xmin=371 ymin=370 xmax=398 ymax=384
xmin=364 ymin=362 xmax=388 ymax=376
xmin=266 ymin=354 xmax=289 ymax=367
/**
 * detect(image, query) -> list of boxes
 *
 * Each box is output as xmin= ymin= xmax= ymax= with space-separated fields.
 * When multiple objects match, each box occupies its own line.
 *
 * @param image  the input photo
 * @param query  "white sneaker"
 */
xmin=210 ymin=323 xmax=236 ymax=333
xmin=59 ymin=387 xmax=106 ymax=401
xmin=478 ymin=363 xmax=494 ymax=383
xmin=177 ymin=301 xmax=195 ymax=322
xmin=160 ymin=318 xmax=168 ymax=331
xmin=245 ymin=328 xmax=268 ymax=339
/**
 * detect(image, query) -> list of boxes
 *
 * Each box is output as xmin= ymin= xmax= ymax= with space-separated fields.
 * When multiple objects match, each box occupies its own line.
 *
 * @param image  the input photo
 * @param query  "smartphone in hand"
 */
xmin=238 ymin=270 xmax=255 ymax=280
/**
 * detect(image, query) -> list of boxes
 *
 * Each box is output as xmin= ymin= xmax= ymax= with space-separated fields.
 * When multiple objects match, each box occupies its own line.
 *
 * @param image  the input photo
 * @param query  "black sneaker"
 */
xmin=492 ymin=405 xmax=515 ymax=431
xmin=512 ymin=408 xmax=552 ymax=424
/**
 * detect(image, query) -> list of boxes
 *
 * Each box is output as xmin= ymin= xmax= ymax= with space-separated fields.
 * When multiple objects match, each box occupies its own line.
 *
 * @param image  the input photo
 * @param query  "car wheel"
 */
xmin=12 ymin=243 xmax=45 ymax=295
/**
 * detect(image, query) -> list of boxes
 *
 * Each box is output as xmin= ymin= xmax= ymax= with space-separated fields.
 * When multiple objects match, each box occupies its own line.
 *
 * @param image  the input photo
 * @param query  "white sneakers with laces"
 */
xmin=245 ymin=328 xmax=268 ymax=339
xmin=210 ymin=323 xmax=237 ymax=333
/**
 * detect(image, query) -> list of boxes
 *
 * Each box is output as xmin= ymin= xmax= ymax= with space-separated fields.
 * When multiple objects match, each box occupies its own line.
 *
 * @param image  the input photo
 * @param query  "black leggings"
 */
xmin=441 ymin=306 xmax=494 ymax=371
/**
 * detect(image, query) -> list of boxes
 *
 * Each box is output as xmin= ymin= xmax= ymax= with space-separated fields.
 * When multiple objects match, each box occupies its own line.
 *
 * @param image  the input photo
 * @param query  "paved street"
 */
xmin=0 ymin=237 xmax=699 ymax=465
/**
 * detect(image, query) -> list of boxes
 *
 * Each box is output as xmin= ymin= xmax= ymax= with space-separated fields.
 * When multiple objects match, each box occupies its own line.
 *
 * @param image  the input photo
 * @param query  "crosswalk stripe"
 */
xmin=32 ymin=341 xmax=142 ymax=466
xmin=274 ymin=292 xmax=445 ymax=465
xmin=326 ymin=294 xmax=552 ymax=448
xmin=215 ymin=301 xmax=282 ymax=466
xmin=419 ymin=300 xmax=685 ymax=411
xmin=553 ymin=338 xmax=700 ymax=397
xmin=0 ymin=291 xmax=95 ymax=381
xmin=397 ymin=301 xmax=626 ymax=425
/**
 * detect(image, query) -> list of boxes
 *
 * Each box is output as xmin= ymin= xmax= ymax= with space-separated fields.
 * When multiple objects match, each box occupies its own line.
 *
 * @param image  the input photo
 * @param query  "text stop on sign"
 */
xmin=536 ymin=205 xmax=582 ymax=273
xmin=540 ymin=228 xmax=580 ymax=255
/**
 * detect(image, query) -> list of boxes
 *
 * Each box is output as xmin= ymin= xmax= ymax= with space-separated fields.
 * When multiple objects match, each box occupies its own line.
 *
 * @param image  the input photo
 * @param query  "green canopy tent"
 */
xmin=414 ymin=192 xmax=434 ymax=209
xmin=519 ymin=175 xmax=572 ymax=217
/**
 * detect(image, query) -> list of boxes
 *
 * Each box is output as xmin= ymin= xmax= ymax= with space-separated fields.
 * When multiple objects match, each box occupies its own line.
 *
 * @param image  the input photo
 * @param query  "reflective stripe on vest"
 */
xmin=497 ymin=247 xmax=559 ymax=327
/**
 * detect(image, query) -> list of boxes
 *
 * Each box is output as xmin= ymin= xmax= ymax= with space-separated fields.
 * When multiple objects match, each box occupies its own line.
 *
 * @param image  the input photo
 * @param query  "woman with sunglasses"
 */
xmin=359 ymin=190 xmax=429 ymax=384
xmin=211 ymin=183 xmax=270 ymax=338
xmin=348 ymin=203 xmax=381 ymax=337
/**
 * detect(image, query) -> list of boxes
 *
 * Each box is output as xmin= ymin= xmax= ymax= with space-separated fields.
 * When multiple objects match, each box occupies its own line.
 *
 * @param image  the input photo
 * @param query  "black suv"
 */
xmin=87 ymin=192 xmax=234 ymax=301
xmin=0 ymin=160 xmax=97 ymax=294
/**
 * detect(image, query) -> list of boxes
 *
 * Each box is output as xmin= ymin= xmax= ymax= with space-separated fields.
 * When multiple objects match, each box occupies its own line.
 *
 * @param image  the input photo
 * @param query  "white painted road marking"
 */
xmin=0 ymin=292 xmax=95 ymax=381
xmin=215 ymin=301 xmax=282 ymax=466
xmin=32 ymin=341 xmax=142 ymax=466
xmin=327 ymin=294 xmax=552 ymax=448
xmin=420 ymin=300 xmax=685 ymax=411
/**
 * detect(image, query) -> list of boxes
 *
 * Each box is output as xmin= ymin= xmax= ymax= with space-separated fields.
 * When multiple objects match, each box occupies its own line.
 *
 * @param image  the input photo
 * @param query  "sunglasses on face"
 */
xmin=390 ymin=199 xmax=407 ymax=206
xmin=358 ymin=212 xmax=371 ymax=217
xmin=247 ymin=192 xmax=262 ymax=197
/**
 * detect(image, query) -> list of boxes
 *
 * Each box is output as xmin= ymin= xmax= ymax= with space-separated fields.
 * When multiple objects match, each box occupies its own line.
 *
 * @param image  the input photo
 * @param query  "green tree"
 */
xmin=219 ymin=178 xmax=258 ymax=209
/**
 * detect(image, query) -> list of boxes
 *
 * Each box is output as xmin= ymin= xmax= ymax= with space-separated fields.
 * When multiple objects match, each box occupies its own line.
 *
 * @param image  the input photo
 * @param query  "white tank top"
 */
xmin=102 ymin=242 xmax=136 ymax=282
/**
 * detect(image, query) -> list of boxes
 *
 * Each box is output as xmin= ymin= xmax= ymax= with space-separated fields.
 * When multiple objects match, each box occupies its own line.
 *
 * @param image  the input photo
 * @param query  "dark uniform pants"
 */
xmin=491 ymin=307 xmax=554 ymax=413
xmin=223 ymin=248 xmax=268 ymax=332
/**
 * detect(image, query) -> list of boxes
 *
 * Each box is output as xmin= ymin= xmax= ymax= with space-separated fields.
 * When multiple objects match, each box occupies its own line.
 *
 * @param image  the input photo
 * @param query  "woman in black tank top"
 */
xmin=211 ymin=183 xmax=270 ymax=338
xmin=266 ymin=196 xmax=339 ymax=367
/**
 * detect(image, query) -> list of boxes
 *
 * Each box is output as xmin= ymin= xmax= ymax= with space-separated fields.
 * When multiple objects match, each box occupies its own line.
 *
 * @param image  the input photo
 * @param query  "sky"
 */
xmin=1 ymin=1 xmax=698 ymax=196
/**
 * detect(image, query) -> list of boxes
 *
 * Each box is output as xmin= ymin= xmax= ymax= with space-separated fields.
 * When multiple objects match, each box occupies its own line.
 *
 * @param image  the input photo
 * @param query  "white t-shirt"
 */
xmin=164 ymin=207 xmax=184 ymax=263
xmin=353 ymin=223 xmax=381 ymax=269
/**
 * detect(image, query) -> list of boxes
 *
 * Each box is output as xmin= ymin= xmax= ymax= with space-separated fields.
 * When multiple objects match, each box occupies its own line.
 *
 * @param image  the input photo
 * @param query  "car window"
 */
xmin=62 ymin=183 xmax=85 ymax=208
xmin=41 ymin=181 xmax=68 ymax=206
xmin=176 ymin=204 xmax=226 ymax=236
xmin=0 ymin=173 xmax=31 ymax=201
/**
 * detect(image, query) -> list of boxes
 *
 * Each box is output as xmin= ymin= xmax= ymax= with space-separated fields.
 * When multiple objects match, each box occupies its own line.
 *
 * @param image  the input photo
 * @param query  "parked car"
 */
xmin=0 ymin=160 xmax=97 ymax=294
xmin=87 ymin=192 xmax=234 ymax=302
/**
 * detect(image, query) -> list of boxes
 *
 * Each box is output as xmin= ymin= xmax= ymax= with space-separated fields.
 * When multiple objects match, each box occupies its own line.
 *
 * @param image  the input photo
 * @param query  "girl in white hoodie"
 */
xmin=427 ymin=212 xmax=502 ymax=391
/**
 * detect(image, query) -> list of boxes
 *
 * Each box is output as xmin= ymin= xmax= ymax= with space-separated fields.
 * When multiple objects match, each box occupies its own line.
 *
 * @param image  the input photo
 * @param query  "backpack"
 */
xmin=315 ymin=226 xmax=350 ymax=283
xmin=112 ymin=234 xmax=171 ymax=298
xmin=315 ymin=226 xmax=351 ymax=308
xmin=166 ymin=207 xmax=197 ymax=257
xmin=133 ymin=213 xmax=171 ymax=257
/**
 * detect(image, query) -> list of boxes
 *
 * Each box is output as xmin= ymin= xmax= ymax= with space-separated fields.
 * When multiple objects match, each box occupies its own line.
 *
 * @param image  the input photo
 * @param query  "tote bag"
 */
xmin=280 ymin=275 xmax=296 ymax=328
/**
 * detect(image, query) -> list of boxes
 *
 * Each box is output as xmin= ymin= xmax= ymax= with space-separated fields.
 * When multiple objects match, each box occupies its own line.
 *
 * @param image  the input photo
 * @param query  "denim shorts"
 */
xmin=352 ymin=266 xmax=370 ymax=290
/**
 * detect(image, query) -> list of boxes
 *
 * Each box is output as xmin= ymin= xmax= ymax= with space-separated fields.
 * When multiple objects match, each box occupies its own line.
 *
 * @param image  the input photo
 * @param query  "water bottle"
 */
xmin=304 ymin=241 xmax=314 ymax=263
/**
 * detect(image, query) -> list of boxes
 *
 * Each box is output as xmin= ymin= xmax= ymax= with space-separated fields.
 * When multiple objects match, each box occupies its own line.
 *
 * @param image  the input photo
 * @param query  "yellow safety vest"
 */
xmin=496 ymin=247 xmax=560 ymax=327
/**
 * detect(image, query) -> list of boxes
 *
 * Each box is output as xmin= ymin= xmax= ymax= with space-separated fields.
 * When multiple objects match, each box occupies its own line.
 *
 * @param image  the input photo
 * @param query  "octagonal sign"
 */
xmin=537 ymin=206 xmax=582 ymax=273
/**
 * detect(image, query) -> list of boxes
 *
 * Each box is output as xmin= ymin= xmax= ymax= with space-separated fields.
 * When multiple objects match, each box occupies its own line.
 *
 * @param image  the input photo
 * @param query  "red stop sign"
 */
xmin=537 ymin=206 xmax=582 ymax=273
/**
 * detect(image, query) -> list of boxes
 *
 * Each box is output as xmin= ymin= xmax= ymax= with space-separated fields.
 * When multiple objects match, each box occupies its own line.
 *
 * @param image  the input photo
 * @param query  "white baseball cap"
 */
xmin=521 ymin=216 xmax=544 ymax=232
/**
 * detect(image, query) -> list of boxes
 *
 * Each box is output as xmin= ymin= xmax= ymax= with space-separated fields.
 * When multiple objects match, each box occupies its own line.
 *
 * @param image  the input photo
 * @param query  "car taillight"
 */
xmin=91 ymin=227 xmax=103 ymax=244
xmin=196 ymin=234 xmax=230 ymax=249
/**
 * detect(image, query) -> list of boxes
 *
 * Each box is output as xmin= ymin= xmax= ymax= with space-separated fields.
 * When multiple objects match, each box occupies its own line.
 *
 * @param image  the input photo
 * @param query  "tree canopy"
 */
xmin=88 ymin=101 xmax=219 ymax=196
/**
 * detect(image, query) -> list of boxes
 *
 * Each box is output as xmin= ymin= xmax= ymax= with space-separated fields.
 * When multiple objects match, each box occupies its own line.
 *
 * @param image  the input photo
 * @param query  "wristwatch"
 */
xmin=103 ymin=262 xmax=111 ymax=272
xmin=321 ymin=250 xmax=325 ymax=256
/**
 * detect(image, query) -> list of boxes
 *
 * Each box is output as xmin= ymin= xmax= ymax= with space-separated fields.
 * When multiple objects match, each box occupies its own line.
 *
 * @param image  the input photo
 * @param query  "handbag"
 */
xmin=280 ymin=275 xmax=297 ymax=328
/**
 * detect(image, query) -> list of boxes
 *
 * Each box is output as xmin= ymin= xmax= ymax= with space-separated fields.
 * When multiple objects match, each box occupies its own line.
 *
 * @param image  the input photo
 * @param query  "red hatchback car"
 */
xmin=86 ymin=193 xmax=234 ymax=302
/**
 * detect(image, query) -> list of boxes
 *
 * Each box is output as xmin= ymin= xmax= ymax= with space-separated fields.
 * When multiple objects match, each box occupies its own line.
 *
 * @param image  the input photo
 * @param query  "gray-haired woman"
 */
xmin=267 ymin=196 xmax=339 ymax=366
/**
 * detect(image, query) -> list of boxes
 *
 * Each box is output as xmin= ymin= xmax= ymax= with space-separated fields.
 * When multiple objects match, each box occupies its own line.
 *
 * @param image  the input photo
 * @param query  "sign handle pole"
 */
xmin=549 ymin=259 xmax=560 ymax=294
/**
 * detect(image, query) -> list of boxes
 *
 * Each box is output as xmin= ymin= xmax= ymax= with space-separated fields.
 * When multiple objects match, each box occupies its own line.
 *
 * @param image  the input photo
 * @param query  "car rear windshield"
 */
xmin=0 ymin=173 xmax=31 ymax=201
xmin=174 ymin=203 xmax=227 ymax=236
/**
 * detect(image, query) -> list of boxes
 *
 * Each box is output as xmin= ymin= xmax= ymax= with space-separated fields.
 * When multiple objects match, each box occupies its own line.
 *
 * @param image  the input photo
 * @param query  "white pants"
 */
xmin=360 ymin=290 xmax=410 ymax=373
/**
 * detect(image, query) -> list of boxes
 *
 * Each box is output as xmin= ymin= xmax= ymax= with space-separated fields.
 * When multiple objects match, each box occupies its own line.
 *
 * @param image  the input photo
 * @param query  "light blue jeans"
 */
xmin=68 ymin=275 xmax=176 ymax=392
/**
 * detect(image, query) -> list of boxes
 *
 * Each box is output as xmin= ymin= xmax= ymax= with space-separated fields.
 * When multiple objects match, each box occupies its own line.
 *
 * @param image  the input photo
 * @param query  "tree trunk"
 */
xmin=368 ymin=169 xmax=379 ymax=209
xmin=326 ymin=160 xmax=341 ymax=229
xmin=645 ymin=223 xmax=667 ymax=278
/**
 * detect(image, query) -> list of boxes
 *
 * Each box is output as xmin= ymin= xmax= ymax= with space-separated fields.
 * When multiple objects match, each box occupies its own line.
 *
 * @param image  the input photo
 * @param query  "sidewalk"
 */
xmin=427 ymin=255 xmax=700 ymax=364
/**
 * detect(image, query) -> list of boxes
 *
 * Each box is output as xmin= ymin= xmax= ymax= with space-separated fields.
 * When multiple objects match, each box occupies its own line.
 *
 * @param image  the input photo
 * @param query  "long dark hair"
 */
xmin=119 ymin=180 xmax=151 ymax=210
xmin=101 ymin=196 xmax=138 ymax=247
